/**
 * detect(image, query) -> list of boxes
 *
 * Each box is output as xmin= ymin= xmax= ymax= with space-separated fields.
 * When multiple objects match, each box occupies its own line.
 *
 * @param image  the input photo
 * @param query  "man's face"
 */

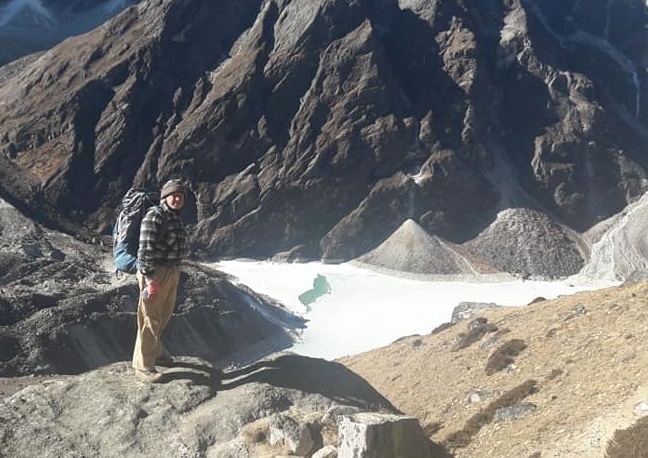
xmin=165 ymin=191 xmax=185 ymax=210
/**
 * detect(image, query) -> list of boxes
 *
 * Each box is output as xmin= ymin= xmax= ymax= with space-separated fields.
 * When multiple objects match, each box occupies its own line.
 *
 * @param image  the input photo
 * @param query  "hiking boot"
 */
xmin=155 ymin=356 xmax=174 ymax=366
xmin=135 ymin=368 xmax=163 ymax=383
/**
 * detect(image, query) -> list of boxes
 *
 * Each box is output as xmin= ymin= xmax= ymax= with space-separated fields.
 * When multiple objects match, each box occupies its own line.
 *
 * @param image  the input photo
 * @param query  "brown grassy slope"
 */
xmin=340 ymin=280 xmax=648 ymax=458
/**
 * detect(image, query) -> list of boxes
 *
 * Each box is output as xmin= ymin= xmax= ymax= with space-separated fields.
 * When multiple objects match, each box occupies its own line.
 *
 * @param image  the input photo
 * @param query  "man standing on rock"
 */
xmin=132 ymin=179 xmax=187 ymax=383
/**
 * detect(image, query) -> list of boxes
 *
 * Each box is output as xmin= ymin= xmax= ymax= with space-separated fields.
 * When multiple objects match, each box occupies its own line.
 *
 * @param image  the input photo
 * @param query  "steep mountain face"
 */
xmin=0 ymin=0 xmax=647 ymax=278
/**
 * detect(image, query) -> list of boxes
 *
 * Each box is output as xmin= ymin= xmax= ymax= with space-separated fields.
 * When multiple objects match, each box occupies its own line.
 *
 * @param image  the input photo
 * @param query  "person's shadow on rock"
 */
xmin=157 ymin=359 xmax=222 ymax=389
xmin=219 ymin=353 xmax=396 ymax=412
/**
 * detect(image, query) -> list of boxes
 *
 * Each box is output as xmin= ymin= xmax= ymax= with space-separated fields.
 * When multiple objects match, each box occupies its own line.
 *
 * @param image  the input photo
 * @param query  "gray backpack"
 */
xmin=112 ymin=188 xmax=159 ymax=274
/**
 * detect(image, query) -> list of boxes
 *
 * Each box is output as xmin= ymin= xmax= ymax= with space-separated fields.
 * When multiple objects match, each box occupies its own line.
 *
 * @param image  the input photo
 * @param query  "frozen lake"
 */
xmin=214 ymin=260 xmax=616 ymax=360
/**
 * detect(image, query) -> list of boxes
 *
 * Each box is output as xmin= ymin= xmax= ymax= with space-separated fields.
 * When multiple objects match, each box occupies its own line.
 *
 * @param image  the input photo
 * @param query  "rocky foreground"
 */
xmin=0 ymin=192 xmax=307 ymax=378
xmin=1 ymin=354 xmax=447 ymax=458
xmin=0 ymin=193 xmax=443 ymax=457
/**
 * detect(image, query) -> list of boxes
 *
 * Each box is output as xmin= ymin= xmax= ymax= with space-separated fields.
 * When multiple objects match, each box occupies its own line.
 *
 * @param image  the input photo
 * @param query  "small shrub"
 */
xmin=432 ymin=322 xmax=455 ymax=334
xmin=442 ymin=379 xmax=538 ymax=449
xmin=422 ymin=421 xmax=443 ymax=436
xmin=452 ymin=319 xmax=498 ymax=351
xmin=605 ymin=416 xmax=648 ymax=458
xmin=485 ymin=339 xmax=527 ymax=375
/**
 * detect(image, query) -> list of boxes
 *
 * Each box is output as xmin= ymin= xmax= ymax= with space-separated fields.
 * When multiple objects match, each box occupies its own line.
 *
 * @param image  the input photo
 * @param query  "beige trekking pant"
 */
xmin=132 ymin=265 xmax=180 ymax=371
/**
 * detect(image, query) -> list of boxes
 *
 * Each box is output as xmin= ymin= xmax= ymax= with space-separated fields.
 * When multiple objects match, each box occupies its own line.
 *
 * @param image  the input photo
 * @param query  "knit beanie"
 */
xmin=160 ymin=179 xmax=186 ymax=199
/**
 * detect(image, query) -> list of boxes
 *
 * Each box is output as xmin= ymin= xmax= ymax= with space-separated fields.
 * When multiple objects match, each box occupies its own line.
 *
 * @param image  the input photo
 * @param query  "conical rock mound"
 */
xmin=356 ymin=219 xmax=473 ymax=274
xmin=464 ymin=208 xmax=585 ymax=279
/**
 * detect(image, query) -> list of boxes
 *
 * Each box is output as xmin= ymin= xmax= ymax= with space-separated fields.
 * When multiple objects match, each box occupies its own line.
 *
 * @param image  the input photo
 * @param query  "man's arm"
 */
xmin=138 ymin=207 xmax=163 ymax=280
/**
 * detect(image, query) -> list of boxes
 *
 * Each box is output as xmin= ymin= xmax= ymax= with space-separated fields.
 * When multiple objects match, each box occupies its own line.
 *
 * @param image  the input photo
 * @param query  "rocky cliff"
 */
xmin=1 ymin=0 xmax=647 ymax=278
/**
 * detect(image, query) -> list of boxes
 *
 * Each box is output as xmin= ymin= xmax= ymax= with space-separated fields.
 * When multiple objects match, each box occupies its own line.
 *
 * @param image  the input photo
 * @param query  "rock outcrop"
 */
xmin=0 ymin=353 xmax=442 ymax=458
xmin=339 ymin=412 xmax=436 ymax=458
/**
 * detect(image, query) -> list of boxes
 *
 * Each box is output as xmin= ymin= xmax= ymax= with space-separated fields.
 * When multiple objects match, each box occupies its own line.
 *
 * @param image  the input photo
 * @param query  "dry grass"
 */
xmin=340 ymin=280 xmax=648 ymax=458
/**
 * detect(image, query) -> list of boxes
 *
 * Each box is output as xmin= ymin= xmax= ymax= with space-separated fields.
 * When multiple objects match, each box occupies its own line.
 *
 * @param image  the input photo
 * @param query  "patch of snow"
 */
xmin=408 ymin=169 xmax=428 ymax=185
xmin=0 ymin=0 xmax=56 ymax=29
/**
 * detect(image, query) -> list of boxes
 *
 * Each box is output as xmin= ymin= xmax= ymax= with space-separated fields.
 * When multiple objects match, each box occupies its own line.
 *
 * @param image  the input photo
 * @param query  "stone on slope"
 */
xmin=269 ymin=413 xmax=314 ymax=455
xmin=338 ymin=412 xmax=433 ymax=458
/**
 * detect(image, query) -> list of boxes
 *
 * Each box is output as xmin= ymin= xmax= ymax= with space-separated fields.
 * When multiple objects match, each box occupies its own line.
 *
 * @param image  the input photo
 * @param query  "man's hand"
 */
xmin=145 ymin=278 xmax=160 ymax=299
